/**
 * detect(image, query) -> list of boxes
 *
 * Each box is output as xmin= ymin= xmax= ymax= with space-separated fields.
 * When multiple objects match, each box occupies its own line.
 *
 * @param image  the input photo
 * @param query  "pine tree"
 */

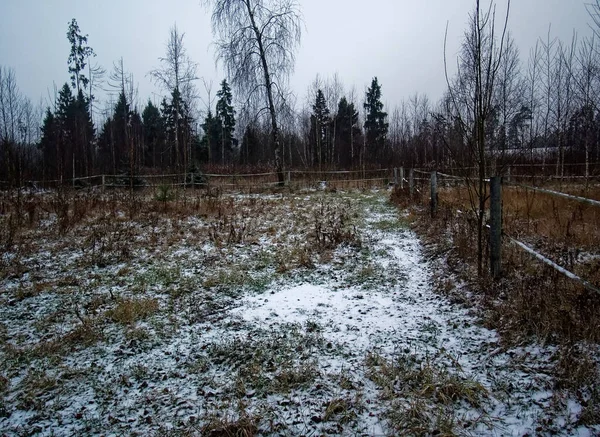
xmin=215 ymin=79 xmax=236 ymax=165
xmin=364 ymin=77 xmax=388 ymax=161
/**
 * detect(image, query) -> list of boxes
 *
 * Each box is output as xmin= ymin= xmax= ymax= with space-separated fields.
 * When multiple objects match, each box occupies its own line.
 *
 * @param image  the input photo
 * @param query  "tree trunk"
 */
xmin=246 ymin=0 xmax=283 ymax=184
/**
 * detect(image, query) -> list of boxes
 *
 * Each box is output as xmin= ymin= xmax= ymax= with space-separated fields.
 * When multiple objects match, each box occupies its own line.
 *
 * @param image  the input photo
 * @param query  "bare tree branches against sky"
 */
xmin=0 ymin=0 xmax=593 ymax=110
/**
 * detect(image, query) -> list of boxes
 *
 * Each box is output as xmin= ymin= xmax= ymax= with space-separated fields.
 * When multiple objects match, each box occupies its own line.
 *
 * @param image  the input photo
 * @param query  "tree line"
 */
xmin=1 ymin=0 xmax=600 ymax=185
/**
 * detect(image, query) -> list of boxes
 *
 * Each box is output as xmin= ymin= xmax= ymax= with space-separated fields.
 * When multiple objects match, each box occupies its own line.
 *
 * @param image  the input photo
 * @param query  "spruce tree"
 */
xmin=215 ymin=79 xmax=236 ymax=165
xmin=310 ymin=89 xmax=330 ymax=167
xmin=142 ymin=100 xmax=165 ymax=168
xmin=161 ymin=88 xmax=193 ymax=169
xmin=67 ymin=18 xmax=95 ymax=95
xmin=363 ymin=77 xmax=388 ymax=161
xmin=335 ymin=97 xmax=360 ymax=167
xmin=40 ymin=108 xmax=60 ymax=179
xmin=55 ymin=83 xmax=76 ymax=180
xmin=201 ymin=110 xmax=222 ymax=163
xmin=72 ymin=89 xmax=95 ymax=177
xmin=240 ymin=124 xmax=260 ymax=166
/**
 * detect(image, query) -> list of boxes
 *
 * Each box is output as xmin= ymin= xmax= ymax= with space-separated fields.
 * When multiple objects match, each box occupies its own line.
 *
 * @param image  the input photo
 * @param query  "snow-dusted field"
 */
xmin=0 ymin=189 xmax=597 ymax=436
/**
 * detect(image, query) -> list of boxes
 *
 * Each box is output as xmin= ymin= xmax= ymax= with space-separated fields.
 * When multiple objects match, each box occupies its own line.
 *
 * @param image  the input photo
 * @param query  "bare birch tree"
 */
xmin=203 ymin=0 xmax=302 ymax=183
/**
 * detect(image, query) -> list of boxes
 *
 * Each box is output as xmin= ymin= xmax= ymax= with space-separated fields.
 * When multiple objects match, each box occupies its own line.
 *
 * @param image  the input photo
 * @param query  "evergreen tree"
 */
xmin=72 ymin=89 xmax=95 ymax=177
xmin=54 ymin=83 xmax=76 ymax=180
xmin=364 ymin=77 xmax=388 ymax=161
xmin=310 ymin=89 xmax=330 ymax=167
xmin=161 ymin=88 xmax=193 ymax=169
xmin=67 ymin=18 xmax=95 ymax=95
xmin=98 ymin=117 xmax=115 ymax=173
xmin=215 ymin=79 xmax=236 ymax=164
xmin=334 ymin=97 xmax=360 ymax=167
xmin=201 ymin=110 xmax=222 ymax=163
xmin=142 ymin=100 xmax=165 ymax=168
xmin=39 ymin=108 xmax=60 ymax=179
xmin=240 ymin=124 xmax=260 ymax=166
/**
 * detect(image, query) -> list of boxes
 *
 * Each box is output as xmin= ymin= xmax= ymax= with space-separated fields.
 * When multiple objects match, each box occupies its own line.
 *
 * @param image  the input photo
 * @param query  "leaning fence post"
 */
xmin=400 ymin=167 xmax=405 ymax=189
xmin=430 ymin=171 xmax=438 ymax=218
xmin=409 ymin=169 xmax=414 ymax=197
xmin=490 ymin=176 xmax=503 ymax=279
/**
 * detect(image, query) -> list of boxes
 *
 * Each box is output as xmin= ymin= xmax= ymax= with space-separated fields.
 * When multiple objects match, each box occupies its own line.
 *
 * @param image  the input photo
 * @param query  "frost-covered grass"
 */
xmin=0 ymin=188 xmax=598 ymax=436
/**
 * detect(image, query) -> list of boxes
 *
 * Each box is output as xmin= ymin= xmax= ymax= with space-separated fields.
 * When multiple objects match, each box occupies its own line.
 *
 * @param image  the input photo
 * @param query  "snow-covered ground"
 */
xmin=0 ymin=190 xmax=597 ymax=436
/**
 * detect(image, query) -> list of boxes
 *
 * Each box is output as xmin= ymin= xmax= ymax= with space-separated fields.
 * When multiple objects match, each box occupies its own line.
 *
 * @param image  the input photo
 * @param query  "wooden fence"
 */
xmin=395 ymin=166 xmax=600 ymax=294
xmin=0 ymin=168 xmax=394 ymax=192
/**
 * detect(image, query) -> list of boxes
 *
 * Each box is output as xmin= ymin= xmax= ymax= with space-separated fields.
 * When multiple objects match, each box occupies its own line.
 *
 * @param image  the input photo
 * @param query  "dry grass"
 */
xmin=108 ymin=298 xmax=159 ymax=325
xmin=391 ymin=180 xmax=600 ymax=418
xmin=392 ymin=181 xmax=600 ymax=343
xmin=366 ymin=350 xmax=488 ymax=435
xmin=200 ymin=413 xmax=258 ymax=437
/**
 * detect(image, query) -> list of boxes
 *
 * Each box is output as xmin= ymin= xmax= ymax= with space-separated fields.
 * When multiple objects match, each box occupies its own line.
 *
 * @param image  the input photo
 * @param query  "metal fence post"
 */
xmin=430 ymin=171 xmax=438 ymax=217
xmin=490 ymin=176 xmax=502 ymax=279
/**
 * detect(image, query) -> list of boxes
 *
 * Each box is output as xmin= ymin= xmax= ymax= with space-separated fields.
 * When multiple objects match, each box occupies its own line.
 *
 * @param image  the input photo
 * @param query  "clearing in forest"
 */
xmin=0 ymin=189 xmax=596 ymax=436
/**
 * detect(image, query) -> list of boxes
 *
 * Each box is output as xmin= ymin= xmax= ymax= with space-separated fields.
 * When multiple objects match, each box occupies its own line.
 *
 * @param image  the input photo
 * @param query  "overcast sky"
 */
xmin=0 ymin=0 xmax=594 ymax=115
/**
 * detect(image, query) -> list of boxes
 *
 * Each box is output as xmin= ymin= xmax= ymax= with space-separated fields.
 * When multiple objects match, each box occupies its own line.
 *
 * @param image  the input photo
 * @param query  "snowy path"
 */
xmin=0 ymin=190 xmax=595 ymax=436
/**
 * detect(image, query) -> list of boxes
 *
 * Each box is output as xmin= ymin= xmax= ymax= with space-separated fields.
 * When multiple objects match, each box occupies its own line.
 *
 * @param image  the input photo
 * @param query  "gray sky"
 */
xmin=0 ymin=0 xmax=594 ymax=115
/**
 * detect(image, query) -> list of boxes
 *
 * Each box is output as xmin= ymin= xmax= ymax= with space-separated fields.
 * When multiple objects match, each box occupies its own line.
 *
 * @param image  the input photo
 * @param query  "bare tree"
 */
xmin=494 ymin=33 xmax=525 ymax=156
xmin=149 ymin=24 xmax=198 ymax=170
xmin=324 ymin=73 xmax=344 ymax=165
xmin=577 ymin=35 xmax=600 ymax=176
xmin=525 ymin=41 xmax=541 ymax=160
xmin=444 ymin=0 xmax=511 ymax=276
xmin=204 ymin=0 xmax=302 ymax=183
xmin=0 ymin=66 xmax=24 ymax=183
xmin=347 ymin=85 xmax=359 ymax=166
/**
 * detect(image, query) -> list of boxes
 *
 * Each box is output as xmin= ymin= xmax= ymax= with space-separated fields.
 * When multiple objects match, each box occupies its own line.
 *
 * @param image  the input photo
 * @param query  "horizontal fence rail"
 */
xmin=393 ymin=168 xmax=599 ymax=293
xmin=508 ymin=183 xmax=600 ymax=208
xmin=507 ymin=235 xmax=600 ymax=295
xmin=1 ymin=169 xmax=394 ymax=192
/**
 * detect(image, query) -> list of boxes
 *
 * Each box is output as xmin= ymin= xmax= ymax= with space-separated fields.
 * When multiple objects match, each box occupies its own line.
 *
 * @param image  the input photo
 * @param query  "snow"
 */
xmin=0 ymin=189 xmax=598 ymax=436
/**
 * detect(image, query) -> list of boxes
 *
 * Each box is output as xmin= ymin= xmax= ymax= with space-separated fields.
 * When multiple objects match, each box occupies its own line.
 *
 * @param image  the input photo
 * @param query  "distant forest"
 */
xmin=1 ymin=0 xmax=600 ymax=185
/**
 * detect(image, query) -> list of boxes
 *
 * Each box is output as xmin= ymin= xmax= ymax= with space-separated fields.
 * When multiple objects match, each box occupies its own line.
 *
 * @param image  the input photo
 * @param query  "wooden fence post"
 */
xmin=394 ymin=168 xmax=398 ymax=186
xmin=400 ymin=167 xmax=404 ymax=189
xmin=490 ymin=176 xmax=502 ymax=279
xmin=287 ymin=171 xmax=291 ymax=186
xmin=102 ymin=175 xmax=106 ymax=191
xmin=409 ymin=169 xmax=414 ymax=197
xmin=506 ymin=166 xmax=511 ymax=184
xmin=430 ymin=171 xmax=438 ymax=217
